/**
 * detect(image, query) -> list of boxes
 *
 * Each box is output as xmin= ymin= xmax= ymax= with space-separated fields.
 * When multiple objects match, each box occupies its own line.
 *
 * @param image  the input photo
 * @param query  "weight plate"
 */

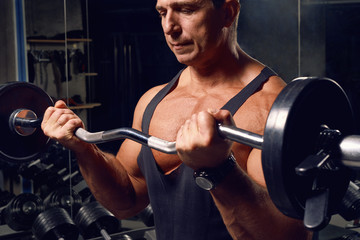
xmin=3 ymin=193 xmax=45 ymax=231
xmin=262 ymin=77 xmax=354 ymax=220
xmin=75 ymin=201 xmax=119 ymax=239
xmin=0 ymin=82 xmax=53 ymax=163
xmin=32 ymin=207 xmax=79 ymax=240
xmin=44 ymin=187 xmax=83 ymax=216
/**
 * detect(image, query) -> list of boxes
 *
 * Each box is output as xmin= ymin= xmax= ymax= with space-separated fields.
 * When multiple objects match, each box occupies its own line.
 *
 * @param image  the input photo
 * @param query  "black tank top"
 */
xmin=137 ymin=67 xmax=277 ymax=240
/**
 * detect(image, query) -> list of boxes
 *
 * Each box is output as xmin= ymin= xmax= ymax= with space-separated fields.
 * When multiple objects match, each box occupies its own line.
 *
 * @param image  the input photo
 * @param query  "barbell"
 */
xmin=0 ymin=78 xmax=360 ymax=231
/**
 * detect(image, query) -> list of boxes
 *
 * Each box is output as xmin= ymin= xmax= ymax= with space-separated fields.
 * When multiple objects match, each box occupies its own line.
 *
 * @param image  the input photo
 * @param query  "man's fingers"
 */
xmin=207 ymin=108 xmax=235 ymax=126
xmin=54 ymin=100 xmax=69 ymax=109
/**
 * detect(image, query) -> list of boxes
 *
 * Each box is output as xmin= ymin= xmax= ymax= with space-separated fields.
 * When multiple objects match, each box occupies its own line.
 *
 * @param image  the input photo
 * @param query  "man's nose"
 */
xmin=162 ymin=12 xmax=181 ymax=35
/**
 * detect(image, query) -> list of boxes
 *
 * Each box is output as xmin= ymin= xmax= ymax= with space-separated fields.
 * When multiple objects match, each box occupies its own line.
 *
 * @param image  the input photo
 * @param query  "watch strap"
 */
xmin=193 ymin=153 xmax=236 ymax=190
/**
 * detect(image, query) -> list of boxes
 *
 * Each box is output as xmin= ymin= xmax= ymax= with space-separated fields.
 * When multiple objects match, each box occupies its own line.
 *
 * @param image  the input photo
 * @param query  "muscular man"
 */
xmin=42 ymin=0 xmax=312 ymax=239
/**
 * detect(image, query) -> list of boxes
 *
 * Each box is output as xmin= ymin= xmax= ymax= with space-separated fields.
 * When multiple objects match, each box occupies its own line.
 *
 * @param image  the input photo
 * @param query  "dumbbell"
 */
xmin=1 ymin=193 xmax=44 ymax=231
xmin=74 ymin=201 xmax=120 ymax=239
xmin=32 ymin=207 xmax=79 ymax=240
xmin=44 ymin=187 xmax=83 ymax=216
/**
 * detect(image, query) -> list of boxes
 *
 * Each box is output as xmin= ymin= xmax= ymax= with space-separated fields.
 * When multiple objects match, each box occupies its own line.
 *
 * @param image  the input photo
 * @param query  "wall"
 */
xmin=238 ymin=0 xmax=299 ymax=82
xmin=238 ymin=0 xmax=327 ymax=82
xmin=25 ymin=0 xmax=83 ymax=38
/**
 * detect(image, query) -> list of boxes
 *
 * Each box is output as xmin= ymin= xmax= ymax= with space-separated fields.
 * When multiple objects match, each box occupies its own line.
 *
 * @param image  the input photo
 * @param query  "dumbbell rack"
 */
xmin=0 ymin=143 xmax=156 ymax=240
xmin=0 ymin=222 xmax=156 ymax=240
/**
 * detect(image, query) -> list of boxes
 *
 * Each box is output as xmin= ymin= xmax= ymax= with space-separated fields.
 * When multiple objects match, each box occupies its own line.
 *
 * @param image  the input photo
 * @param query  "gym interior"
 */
xmin=0 ymin=0 xmax=360 ymax=239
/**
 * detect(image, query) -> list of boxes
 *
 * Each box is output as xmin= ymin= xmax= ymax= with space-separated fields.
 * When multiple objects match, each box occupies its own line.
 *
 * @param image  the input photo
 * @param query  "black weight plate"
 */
xmin=262 ymin=77 xmax=355 ymax=220
xmin=32 ymin=207 xmax=79 ymax=240
xmin=44 ymin=187 xmax=83 ymax=216
xmin=3 ymin=193 xmax=45 ymax=231
xmin=0 ymin=82 xmax=53 ymax=163
xmin=75 ymin=201 xmax=119 ymax=238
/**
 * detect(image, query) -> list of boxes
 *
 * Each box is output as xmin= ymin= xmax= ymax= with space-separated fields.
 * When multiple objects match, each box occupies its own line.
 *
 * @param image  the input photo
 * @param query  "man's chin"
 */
xmin=175 ymin=55 xmax=196 ymax=66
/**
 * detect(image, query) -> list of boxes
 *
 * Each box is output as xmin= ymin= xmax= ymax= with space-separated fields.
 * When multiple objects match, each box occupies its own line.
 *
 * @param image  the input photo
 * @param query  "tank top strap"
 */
xmin=142 ymin=69 xmax=184 ymax=133
xmin=221 ymin=66 xmax=277 ymax=115
xmin=142 ymin=67 xmax=277 ymax=132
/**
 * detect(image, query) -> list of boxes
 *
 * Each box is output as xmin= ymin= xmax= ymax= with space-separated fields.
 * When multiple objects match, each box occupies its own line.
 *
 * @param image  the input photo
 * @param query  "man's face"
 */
xmin=156 ymin=0 xmax=224 ymax=67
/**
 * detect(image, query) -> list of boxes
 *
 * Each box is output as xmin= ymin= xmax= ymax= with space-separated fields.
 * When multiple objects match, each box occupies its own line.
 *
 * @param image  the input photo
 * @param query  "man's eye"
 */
xmin=181 ymin=8 xmax=194 ymax=14
xmin=158 ymin=11 xmax=166 ymax=18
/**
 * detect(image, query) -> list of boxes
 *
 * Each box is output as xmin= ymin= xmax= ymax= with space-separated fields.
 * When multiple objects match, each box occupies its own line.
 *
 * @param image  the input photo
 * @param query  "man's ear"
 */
xmin=223 ymin=0 xmax=240 ymax=27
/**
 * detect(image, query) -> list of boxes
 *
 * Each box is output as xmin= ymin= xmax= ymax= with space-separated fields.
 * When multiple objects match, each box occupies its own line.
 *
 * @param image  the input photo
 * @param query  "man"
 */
xmin=42 ymin=0 xmax=312 ymax=239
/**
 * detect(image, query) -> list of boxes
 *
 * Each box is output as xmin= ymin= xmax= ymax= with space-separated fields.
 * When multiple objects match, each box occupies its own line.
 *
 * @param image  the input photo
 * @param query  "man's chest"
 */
xmin=144 ymin=93 xmax=262 ymax=174
xmin=148 ymin=94 xmax=230 ymax=141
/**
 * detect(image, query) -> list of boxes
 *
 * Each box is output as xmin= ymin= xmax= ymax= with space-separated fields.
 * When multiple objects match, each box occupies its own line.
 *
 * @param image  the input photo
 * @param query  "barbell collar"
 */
xmin=10 ymin=109 xmax=39 ymax=136
xmin=15 ymin=118 xmax=42 ymax=128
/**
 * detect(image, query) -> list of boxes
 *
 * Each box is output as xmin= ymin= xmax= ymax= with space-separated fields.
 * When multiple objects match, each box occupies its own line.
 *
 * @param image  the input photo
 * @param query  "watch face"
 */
xmin=195 ymin=176 xmax=214 ymax=190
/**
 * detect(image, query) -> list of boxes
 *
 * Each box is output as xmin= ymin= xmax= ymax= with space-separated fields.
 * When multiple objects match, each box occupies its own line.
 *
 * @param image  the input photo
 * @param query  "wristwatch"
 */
xmin=193 ymin=153 xmax=237 ymax=190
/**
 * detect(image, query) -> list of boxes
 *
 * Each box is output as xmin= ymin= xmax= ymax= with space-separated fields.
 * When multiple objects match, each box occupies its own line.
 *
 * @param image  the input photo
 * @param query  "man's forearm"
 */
xmin=211 ymin=166 xmax=312 ymax=240
xmin=75 ymin=144 xmax=139 ymax=218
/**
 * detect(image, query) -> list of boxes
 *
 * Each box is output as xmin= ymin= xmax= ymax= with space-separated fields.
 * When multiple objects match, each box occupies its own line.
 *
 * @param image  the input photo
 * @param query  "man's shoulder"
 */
xmin=262 ymin=75 xmax=287 ymax=95
xmin=132 ymin=83 xmax=168 ymax=129
xmin=139 ymin=84 xmax=167 ymax=105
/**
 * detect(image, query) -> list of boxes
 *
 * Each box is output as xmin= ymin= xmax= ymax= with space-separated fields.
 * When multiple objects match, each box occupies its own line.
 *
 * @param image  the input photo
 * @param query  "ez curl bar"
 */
xmin=9 ymin=109 xmax=262 ymax=155
xmin=1 ymin=78 xmax=360 ymax=231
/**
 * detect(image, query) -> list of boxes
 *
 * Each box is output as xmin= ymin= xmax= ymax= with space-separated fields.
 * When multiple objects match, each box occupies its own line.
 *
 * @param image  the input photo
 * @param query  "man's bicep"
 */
xmin=117 ymin=139 xmax=149 ymax=207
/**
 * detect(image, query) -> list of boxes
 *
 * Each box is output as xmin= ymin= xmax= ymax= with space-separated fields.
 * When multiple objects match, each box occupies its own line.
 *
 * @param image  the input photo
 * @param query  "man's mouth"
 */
xmin=171 ymin=42 xmax=191 ymax=50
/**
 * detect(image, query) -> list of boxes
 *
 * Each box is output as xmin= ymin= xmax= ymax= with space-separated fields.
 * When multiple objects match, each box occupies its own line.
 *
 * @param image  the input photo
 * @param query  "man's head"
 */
xmin=156 ymin=0 xmax=240 ymax=66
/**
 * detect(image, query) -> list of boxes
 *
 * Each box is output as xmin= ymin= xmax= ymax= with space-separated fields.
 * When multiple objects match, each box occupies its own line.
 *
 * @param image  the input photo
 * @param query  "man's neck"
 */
xmin=185 ymin=46 xmax=253 ymax=87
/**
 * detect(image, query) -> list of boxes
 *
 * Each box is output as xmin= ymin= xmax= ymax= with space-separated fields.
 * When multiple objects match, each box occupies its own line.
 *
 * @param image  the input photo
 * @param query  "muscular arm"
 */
xmin=210 ymin=148 xmax=312 ymax=240
xmin=74 ymin=139 xmax=148 ymax=219
xmin=41 ymin=86 xmax=163 ymax=219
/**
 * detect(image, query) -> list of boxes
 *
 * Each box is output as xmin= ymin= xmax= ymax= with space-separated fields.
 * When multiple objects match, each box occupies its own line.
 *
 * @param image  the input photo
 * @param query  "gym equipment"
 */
xmin=1 ymin=78 xmax=360 ymax=230
xmin=18 ymin=159 xmax=82 ymax=198
xmin=119 ymin=235 xmax=133 ymax=240
xmin=44 ymin=187 xmax=83 ymax=216
xmin=18 ymin=159 xmax=45 ymax=179
xmin=0 ymin=82 xmax=53 ymax=163
xmin=74 ymin=201 xmax=120 ymax=239
xmin=339 ymin=181 xmax=360 ymax=221
xmin=32 ymin=207 xmax=79 ymax=240
xmin=137 ymin=204 xmax=154 ymax=227
xmin=261 ymin=77 xmax=355 ymax=230
xmin=0 ymin=190 xmax=15 ymax=208
xmin=2 ymin=193 xmax=45 ymax=231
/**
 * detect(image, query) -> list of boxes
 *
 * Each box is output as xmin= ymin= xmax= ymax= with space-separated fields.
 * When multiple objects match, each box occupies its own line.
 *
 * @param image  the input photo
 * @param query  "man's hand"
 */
xmin=176 ymin=109 xmax=234 ymax=170
xmin=41 ymin=100 xmax=87 ymax=153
